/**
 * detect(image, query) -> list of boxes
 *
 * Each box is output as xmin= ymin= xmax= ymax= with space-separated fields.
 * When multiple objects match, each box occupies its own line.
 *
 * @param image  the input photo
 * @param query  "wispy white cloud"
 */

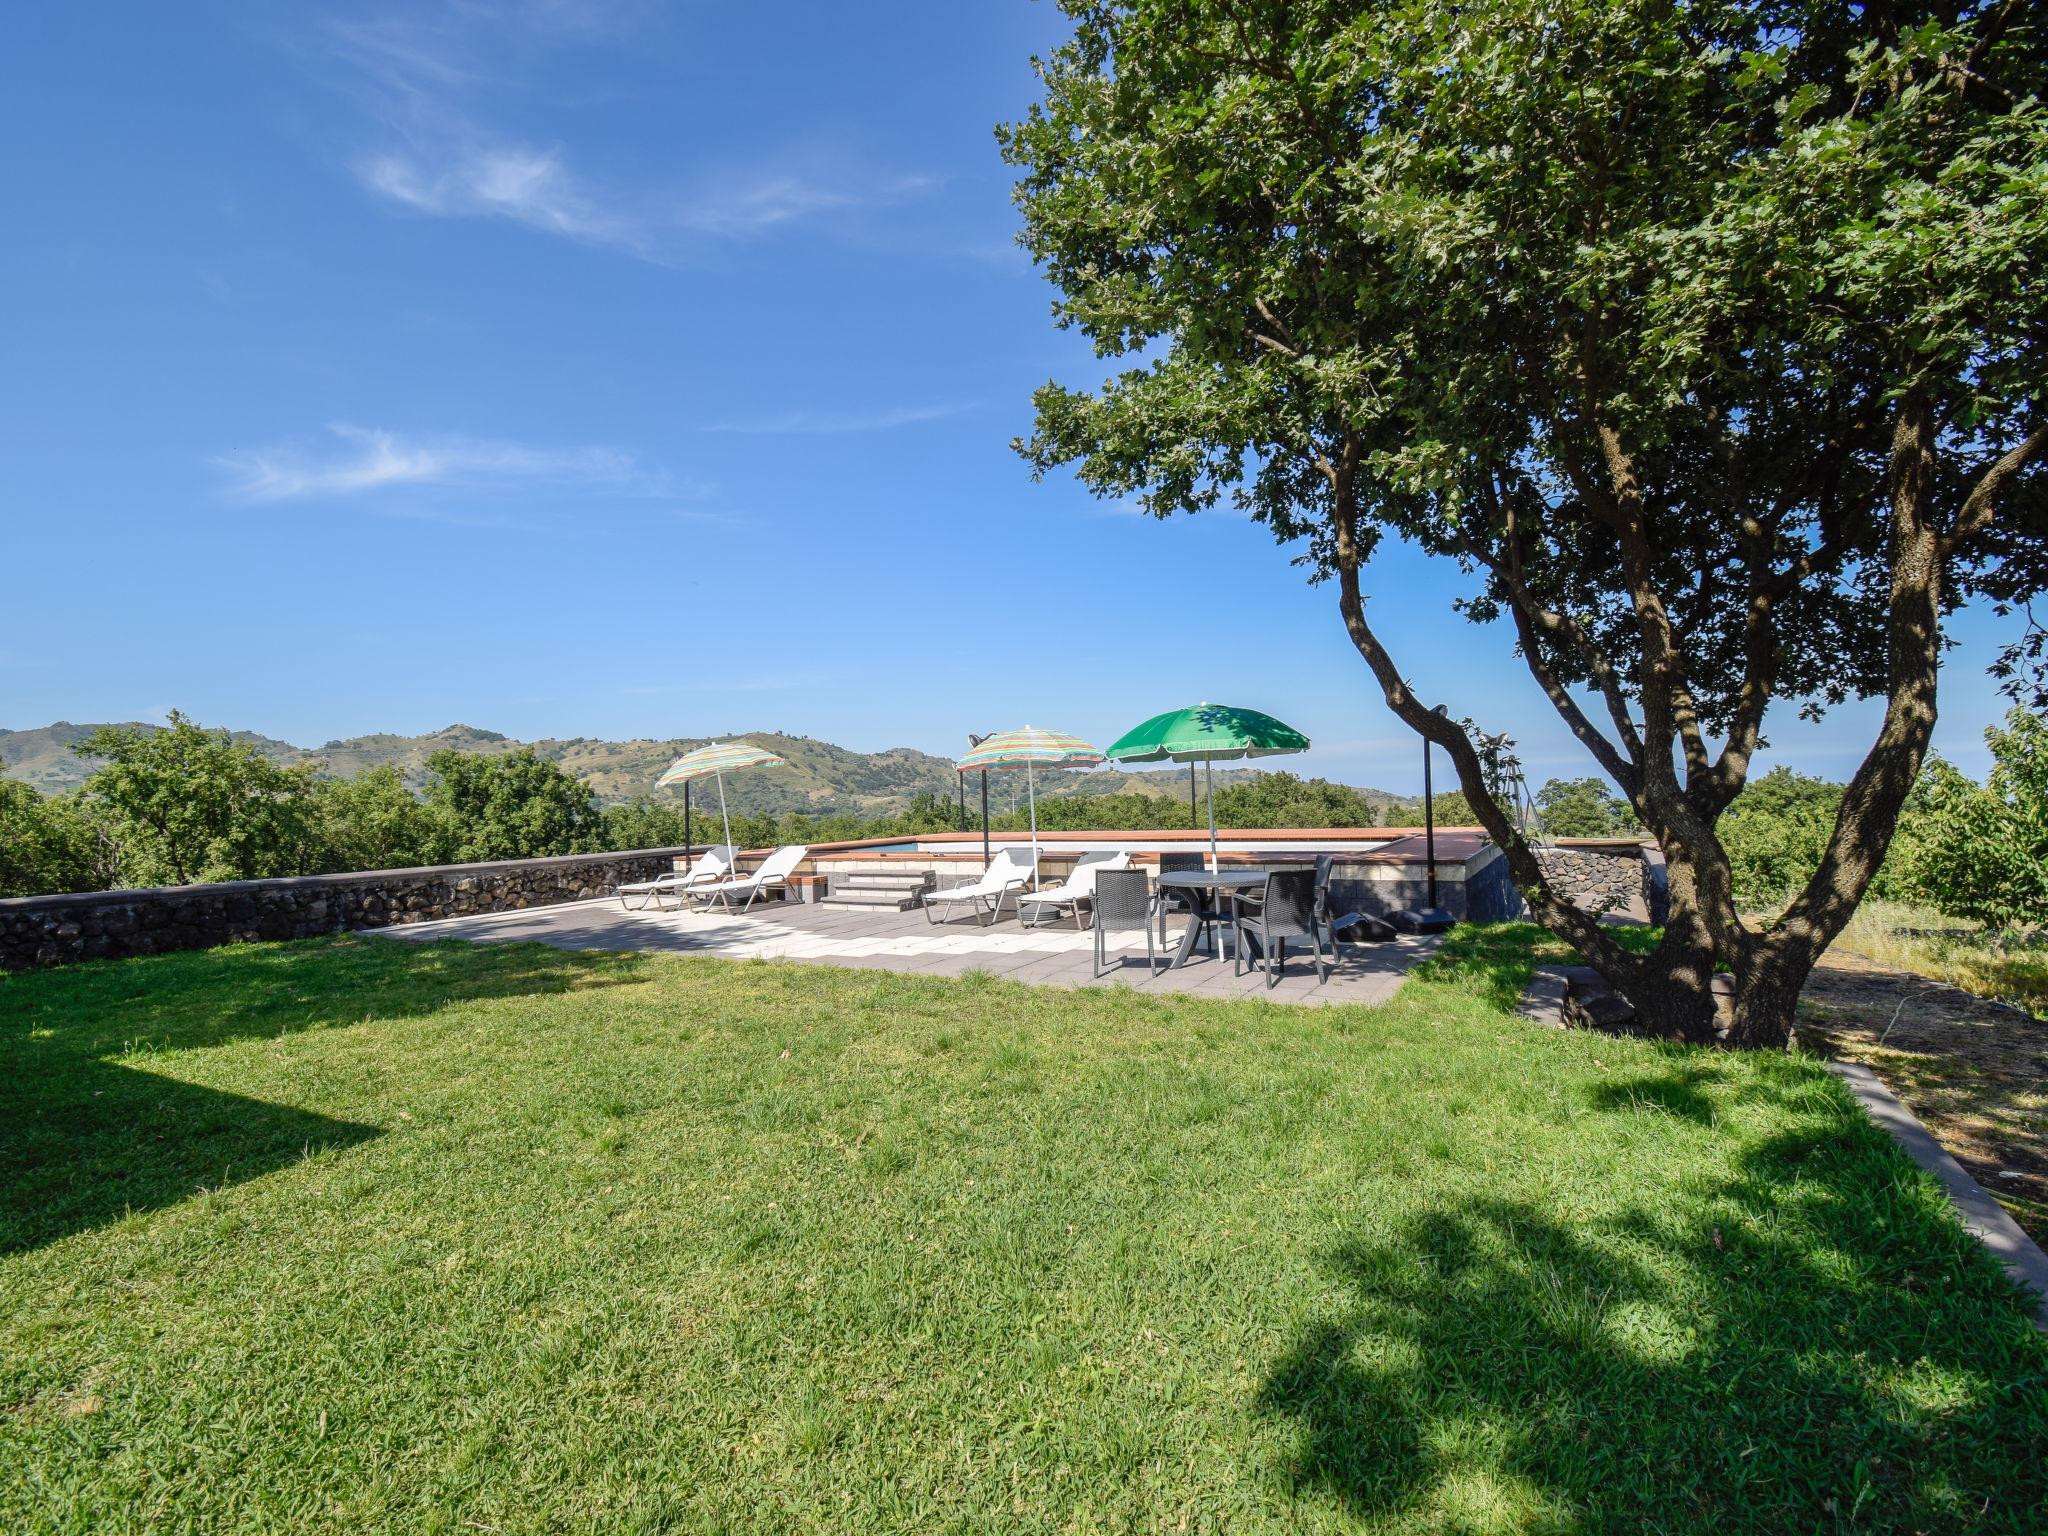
xmin=701 ymin=401 xmax=976 ymax=435
xmin=353 ymin=144 xmax=925 ymax=256
xmin=355 ymin=142 xmax=645 ymax=251
xmin=215 ymin=423 xmax=684 ymax=503
xmin=320 ymin=10 xmax=934 ymax=261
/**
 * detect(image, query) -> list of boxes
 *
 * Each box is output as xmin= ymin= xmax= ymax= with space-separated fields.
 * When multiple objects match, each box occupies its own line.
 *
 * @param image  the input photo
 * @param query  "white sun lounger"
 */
xmin=687 ymin=845 xmax=809 ymax=913
xmin=617 ymin=845 xmax=736 ymax=911
xmin=923 ymin=846 xmax=1038 ymax=926
xmin=1015 ymin=849 xmax=1131 ymax=929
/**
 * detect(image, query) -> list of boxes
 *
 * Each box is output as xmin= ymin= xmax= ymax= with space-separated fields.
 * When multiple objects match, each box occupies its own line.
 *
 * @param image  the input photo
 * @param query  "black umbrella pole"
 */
xmin=1423 ymin=740 xmax=1438 ymax=908
xmin=1190 ymin=762 xmax=1198 ymax=828
xmin=684 ymin=781 xmax=692 ymax=856
xmin=980 ymin=771 xmax=990 ymax=864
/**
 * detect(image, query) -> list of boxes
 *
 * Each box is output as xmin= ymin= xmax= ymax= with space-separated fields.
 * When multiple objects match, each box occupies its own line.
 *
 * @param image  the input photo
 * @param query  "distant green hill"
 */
xmin=0 ymin=721 xmax=1410 ymax=821
xmin=0 ymin=721 xmax=318 ymax=795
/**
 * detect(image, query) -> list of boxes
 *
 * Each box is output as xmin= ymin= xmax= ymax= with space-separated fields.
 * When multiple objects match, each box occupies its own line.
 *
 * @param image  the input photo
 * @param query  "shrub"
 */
xmin=421 ymin=748 xmax=605 ymax=863
xmin=1536 ymin=778 xmax=1638 ymax=838
xmin=0 ymin=769 xmax=115 ymax=897
xmin=314 ymin=765 xmax=438 ymax=873
xmin=74 ymin=713 xmax=328 ymax=885
xmin=1718 ymin=768 xmax=1844 ymax=906
xmin=1901 ymin=711 xmax=2048 ymax=928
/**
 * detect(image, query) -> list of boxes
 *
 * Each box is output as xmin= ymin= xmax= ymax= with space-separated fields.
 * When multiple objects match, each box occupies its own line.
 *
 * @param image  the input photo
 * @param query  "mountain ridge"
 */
xmin=0 ymin=721 xmax=1411 ymax=820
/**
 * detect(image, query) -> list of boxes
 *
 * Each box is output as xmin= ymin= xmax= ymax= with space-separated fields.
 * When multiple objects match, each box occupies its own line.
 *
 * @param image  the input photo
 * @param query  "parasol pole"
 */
xmin=717 ymin=767 xmax=734 ymax=858
xmin=1026 ymin=760 xmax=1040 ymax=884
xmin=1206 ymin=756 xmax=1219 ymax=872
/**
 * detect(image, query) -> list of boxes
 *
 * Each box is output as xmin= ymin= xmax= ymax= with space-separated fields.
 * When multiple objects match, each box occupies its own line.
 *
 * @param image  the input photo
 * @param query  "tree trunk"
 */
xmin=1323 ymin=383 xmax=1968 ymax=1050
xmin=1617 ymin=947 xmax=1720 ymax=1044
xmin=1716 ymin=398 xmax=1949 ymax=1048
xmin=1725 ymin=965 xmax=1806 ymax=1051
xmin=1635 ymin=862 xmax=1721 ymax=1044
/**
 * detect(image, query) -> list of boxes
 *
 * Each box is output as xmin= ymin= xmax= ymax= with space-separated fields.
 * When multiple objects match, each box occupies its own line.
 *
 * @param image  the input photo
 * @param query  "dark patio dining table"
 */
xmin=1154 ymin=868 xmax=1287 ymax=969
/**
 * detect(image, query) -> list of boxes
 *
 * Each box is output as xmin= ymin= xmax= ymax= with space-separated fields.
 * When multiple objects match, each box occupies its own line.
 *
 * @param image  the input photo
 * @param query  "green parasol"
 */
xmin=1104 ymin=703 xmax=1310 ymax=871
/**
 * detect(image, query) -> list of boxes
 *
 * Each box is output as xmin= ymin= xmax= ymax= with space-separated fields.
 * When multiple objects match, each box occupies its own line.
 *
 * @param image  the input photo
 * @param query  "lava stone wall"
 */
xmin=0 ymin=849 xmax=690 ymax=972
xmin=1532 ymin=842 xmax=1660 ymax=920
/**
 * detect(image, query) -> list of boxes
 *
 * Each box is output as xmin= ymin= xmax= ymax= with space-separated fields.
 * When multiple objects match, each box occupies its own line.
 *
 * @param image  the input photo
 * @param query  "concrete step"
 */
xmin=831 ymin=873 xmax=931 ymax=891
xmin=820 ymin=869 xmax=933 ymax=911
xmin=820 ymin=891 xmax=929 ymax=912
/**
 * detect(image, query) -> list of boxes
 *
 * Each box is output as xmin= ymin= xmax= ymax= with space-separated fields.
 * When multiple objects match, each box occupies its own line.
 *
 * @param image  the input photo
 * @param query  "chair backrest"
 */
xmin=1312 ymin=854 xmax=1335 ymax=919
xmin=1065 ymin=849 xmax=1129 ymax=895
xmin=1158 ymin=852 xmax=1205 ymax=876
xmin=691 ymin=844 xmax=736 ymax=880
xmin=1259 ymin=868 xmax=1318 ymax=935
xmin=1093 ymin=868 xmax=1153 ymax=930
xmin=985 ymin=846 xmax=1036 ymax=885
xmin=752 ymin=845 xmax=808 ymax=882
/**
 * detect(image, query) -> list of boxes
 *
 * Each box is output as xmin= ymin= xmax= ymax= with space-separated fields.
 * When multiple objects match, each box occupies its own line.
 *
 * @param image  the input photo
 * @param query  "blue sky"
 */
xmin=0 ymin=1 xmax=2026 ymax=793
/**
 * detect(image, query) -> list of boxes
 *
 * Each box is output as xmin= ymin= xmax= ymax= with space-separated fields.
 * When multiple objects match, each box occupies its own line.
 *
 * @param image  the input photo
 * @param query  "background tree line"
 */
xmin=5 ymin=708 xmax=2041 ymax=930
xmin=0 ymin=713 xmax=607 ymax=896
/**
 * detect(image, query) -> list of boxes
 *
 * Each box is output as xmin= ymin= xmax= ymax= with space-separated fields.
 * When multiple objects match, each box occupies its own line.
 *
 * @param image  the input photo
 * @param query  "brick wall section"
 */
xmin=0 ymin=848 xmax=690 ymax=972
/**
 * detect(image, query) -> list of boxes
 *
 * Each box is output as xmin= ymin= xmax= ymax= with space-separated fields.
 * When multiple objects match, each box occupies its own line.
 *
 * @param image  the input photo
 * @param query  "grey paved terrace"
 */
xmin=379 ymin=894 xmax=1440 ymax=1006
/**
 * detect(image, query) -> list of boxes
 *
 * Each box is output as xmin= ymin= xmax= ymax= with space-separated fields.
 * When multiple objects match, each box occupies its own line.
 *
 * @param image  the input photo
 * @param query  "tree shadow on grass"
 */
xmin=1258 ymin=1062 xmax=2048 ymax=1531
xmin=0 ymin=1068 xmax=381 ymax=1256
xmin=1583 ymin=1060 xmax=1725 ymax=1126
xmin=1416 ymin=923 xmax=1554 ymax=1013
xmin=1 ymin=936 xmax=651 ymax=1254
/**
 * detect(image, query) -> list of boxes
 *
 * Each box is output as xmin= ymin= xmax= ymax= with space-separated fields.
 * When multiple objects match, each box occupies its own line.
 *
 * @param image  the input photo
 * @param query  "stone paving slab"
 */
xmin=377 ymin=894 xmax=1440 ymax=1007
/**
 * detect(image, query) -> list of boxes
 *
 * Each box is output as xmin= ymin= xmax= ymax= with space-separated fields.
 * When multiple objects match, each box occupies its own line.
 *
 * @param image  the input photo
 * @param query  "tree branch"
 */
xmin=1757 ymin=394 xmax=1947 ymax=1033
xmin=1326 ymin=440 xmax=1644 ymax=982
xmin=1452 ymin=490 xmax=1643 ymax=796
xmin=1942 ymin=422 xmax=2047 ymax=557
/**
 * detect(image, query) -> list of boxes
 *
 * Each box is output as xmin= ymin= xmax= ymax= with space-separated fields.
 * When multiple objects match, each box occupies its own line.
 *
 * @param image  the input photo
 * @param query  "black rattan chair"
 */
xmin=1232 ymin=868 xmax=1329 ymax=987
xmin=1302 ymin=853 xmax=1340 ymax=952
xmin=1093 ymin=868 xmax=1161 ymax=978
xmin=1154 ymin=851 xmax=1217 ymax=953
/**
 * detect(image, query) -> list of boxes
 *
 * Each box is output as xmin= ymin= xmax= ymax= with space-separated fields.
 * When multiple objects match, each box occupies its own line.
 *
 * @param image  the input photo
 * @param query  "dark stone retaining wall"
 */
xmin=0 ymin=848 xmax=690 ymax=972
xmin=1532 ymin=841 xmax=1664 ymax=922
xmin=1462 ymin=848 xmax=1524 ymax=922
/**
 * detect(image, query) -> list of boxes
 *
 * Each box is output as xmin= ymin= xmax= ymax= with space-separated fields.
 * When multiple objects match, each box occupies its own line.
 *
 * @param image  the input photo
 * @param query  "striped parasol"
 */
xmin=955 ymin=727 xmax=1104 ymax=881
xmin=957 ymin=727 xmax=1104 ymax=773
xmin=658 ymin=742 xmax=787 ymax=785
xmin=656 ymin=741 xmax=788 ymax=861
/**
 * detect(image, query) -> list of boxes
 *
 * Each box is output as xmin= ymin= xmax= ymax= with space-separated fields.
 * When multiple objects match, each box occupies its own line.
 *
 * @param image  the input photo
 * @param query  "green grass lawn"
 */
xmin=3 ymin=930 xmax=2044 ymax=1534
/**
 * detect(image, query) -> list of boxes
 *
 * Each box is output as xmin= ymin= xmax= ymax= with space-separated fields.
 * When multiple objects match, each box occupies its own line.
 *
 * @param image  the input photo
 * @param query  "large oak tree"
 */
xmin=1002 ymin=0 xmax=2047 ymax=1045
